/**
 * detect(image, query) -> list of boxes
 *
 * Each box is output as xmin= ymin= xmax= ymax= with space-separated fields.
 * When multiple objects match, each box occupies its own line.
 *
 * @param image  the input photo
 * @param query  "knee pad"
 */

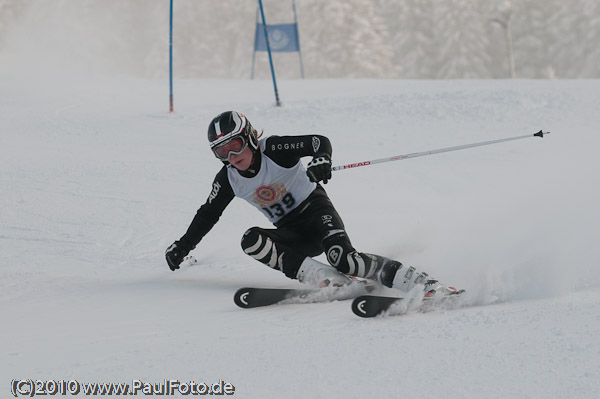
xmin=240 ymin=227 xmax=304 ymax=279
xmin=322 ymin=233 xmax=401 ymax=282
xmin=322 ymin=232 xmax=368 ymax=276
xmin=241 ymin=227 xmax=282 ymax=270
xmin=240 ymin=227 xmax=262 ymax=253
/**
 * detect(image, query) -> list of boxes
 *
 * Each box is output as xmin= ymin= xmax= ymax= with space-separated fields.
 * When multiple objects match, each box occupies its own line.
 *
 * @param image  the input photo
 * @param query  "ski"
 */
xmin=352 ymin=291 xmax=467 ymax=318
xmin=234 ymin=281 xmax=379 ymax=309
xmin=352 ymin=295 xmax=402 ymax=318
xmin=234 ymin=287 xmax=315 ymax=308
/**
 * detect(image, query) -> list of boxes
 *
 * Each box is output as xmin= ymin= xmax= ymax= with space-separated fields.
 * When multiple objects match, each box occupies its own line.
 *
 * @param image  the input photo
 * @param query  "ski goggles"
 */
xmin=211 ymin=136 xmax=248 ymax=161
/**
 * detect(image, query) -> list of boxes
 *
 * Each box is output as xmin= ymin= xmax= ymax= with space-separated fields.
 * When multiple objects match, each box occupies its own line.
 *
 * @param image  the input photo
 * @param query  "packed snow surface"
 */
xmin=2 ymin=76 xmax=600 ymax=398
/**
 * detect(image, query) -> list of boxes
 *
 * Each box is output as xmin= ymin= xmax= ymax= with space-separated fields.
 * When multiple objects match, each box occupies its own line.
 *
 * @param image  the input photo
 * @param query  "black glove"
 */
xmin=306 ymin=154 xmax=332 ymax=184
xmin=165 ymin=240 xmax=192 ymax=271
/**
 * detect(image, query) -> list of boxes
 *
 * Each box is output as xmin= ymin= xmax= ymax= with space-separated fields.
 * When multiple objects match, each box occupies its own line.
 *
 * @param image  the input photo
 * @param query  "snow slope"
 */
xmin=2 ymin=75 xmax=600 ymax=398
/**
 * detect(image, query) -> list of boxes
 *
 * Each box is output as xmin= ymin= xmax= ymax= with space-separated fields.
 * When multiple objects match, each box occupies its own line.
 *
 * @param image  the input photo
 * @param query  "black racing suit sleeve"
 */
xmin=179 ymin=166 xmax=235 ymax=249
xmin=263 ymin=135 xmax=332 ymax=167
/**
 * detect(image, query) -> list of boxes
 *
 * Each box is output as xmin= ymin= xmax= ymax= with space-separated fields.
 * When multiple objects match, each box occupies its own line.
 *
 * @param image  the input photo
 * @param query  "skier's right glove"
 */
xmin=165 ymin=240 xmax=192 ymax=271
xmin=306 ymin=154 xmax=332 ymax=184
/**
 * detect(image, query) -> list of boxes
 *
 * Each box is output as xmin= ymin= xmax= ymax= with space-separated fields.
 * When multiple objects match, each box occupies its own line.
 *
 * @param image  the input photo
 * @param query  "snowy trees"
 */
xmin=375 ymin=0 xmax=436 ymax=78
xmin=0 ymin=0 xmax=23 ymax=48
xmin=580 ymin=0 xmax=600 ymax=77
xmin=249 ymin=0 xmax=395 ymax=78
xmin=432 ymin=0 xmax=492 ymax=78
xmin=295 ymin=0 xmax=395 ymax=78
xmin=544 ymin=0 xmax=600 ymax=78
xmin=0 ymin=0 xmax=599 ymax=78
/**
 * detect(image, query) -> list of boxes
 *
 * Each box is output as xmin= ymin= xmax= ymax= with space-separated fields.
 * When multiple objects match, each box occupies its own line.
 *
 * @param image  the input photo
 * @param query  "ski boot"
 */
xmin=423 ymin=279 xmax=464 ymax=298
xmin=296 ymin=257 xmax=353 ymax=288
xmin=391 ymin=265 xmax=464 ymax=297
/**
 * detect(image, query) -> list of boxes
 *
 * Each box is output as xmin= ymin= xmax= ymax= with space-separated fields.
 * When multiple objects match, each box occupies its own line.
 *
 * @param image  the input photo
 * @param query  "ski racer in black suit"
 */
xmin=165 ymin=111 xmax=458 ymax=296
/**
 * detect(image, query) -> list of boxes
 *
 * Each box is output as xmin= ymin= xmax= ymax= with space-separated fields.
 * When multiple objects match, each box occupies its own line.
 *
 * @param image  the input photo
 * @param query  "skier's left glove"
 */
xmin=165 ymin=240 xmax=193 ymax=271
xmin=307 ymin=154 xmax=332 ymax=184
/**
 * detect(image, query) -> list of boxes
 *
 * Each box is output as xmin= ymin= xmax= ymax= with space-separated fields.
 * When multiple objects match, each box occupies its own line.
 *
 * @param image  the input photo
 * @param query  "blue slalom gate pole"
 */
xmin=251 ymin=8 xmax=258 ymax=79
xmin=257 ymin=0 xmax=282 ymax=107
xmin=291 ymin=0 xmax=304 ymax=79
xmin=169 ymin=0 xmax=174 ymax=113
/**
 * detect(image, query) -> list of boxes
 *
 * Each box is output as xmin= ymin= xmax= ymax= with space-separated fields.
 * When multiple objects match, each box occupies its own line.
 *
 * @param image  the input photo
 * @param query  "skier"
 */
xmin=165 ymin=111 xmax=459 ymax=297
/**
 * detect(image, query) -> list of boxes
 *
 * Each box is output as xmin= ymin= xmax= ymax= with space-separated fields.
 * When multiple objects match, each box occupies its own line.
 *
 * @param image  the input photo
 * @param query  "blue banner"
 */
xmin=254 ymin=23 xmax=300 ymax=52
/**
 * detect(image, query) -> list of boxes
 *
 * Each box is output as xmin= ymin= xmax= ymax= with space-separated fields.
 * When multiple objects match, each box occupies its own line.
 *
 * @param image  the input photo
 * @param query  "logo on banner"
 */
xmin=268 ymin=29 xmax=290 ymax=51
xmin=254 ymin=23 xmax=300 ymax=53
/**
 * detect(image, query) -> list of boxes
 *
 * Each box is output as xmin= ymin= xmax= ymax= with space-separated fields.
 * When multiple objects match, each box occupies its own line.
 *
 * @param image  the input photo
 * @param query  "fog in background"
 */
xmin=1 ymin=0 xmax=599 ymax=79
